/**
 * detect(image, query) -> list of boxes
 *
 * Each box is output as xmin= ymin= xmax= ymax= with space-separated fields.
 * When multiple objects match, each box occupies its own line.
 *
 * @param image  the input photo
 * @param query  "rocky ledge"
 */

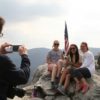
xmin=8 ymin=64 xmax=100 ymax=100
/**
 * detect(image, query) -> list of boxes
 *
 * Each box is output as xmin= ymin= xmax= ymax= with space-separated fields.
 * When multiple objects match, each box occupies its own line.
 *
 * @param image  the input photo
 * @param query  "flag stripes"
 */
xmin=64 ymin=22 xmax=69 ymax=55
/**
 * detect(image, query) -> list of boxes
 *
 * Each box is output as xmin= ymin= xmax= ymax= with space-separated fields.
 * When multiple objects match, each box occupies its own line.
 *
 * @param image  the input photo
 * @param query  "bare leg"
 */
xmin=57 ymin=73 xmax=70 ymax=95
xmin=74 ymin=77 xmax=82 ymax=91
xmin=81 ymin=78 xmax=88 ymax=85
xmin=56 ymin=59 xmax=63 ymax=78
xmin=74 ymin=77 xmax=89 ymax=93
xmin=51 ymin=64 xmax=57 ymax=82
xmin=63 ymin=74 xmax=70 ymax=90
xmin=74 ymin=77 xmax=80 ymax=84
xmin=81 ymin=78 xmax=89 ymax=93
xmin=59 ymin=68 xmax=68 ymax=85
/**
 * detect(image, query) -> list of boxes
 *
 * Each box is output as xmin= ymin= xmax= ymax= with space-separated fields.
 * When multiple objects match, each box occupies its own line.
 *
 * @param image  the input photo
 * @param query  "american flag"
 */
xmin=64 ymin=22 xmax=69 ymax=55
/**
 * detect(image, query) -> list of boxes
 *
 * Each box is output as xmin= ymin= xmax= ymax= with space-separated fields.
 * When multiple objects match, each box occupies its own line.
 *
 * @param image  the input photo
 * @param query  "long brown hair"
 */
xmin=69 ymin=44 xmax=79 ymax=63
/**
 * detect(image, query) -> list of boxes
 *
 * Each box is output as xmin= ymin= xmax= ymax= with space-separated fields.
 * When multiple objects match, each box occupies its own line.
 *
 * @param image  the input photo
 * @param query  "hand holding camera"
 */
xmin=5 ymin=45 xmax=21 ymax=52
xmin=0 ymin=42 xmax=11 ymax=54
xmin=18 ymin=45 xmax=28 ymax=55
xmin=0 ymin=43 xmax=27 ymax=55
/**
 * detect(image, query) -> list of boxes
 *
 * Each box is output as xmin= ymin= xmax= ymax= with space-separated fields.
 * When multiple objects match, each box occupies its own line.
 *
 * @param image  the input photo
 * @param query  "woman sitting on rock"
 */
xmin=71 ymin=42 xmax=95 ymax=94
xmin=46 ymin=40 xmax=63 ymax=89
xmin=57 ymin=44 xmax=82 ymax=94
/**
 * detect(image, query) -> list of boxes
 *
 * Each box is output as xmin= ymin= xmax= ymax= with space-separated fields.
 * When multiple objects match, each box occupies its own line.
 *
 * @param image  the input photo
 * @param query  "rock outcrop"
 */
xmin=9 ymin=64 xmax=100 ymax=100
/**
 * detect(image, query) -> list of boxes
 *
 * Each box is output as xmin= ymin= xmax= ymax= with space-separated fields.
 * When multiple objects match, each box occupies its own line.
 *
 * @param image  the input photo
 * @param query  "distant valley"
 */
xmin=90 ymin=47 xmax=100 ymax=56
xmin=7 ymin=47 xmax=100 ymax=70
xmin=7 ymin=48 xmax=49 ymax=81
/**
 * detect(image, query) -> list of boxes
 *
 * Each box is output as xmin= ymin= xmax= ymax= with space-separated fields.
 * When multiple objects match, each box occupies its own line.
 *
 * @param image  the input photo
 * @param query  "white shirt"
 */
xmin=80 ymin=50 xmax=95 ymax=75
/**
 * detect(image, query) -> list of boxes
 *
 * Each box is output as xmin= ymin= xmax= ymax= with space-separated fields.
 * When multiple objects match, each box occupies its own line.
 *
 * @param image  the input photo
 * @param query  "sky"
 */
xmin=0 ymin=0 xmax=100 ymax=49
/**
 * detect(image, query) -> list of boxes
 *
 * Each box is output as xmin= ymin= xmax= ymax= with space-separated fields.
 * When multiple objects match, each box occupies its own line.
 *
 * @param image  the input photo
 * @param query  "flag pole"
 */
xmin=64 ymin=21 xmax=69 ymax=56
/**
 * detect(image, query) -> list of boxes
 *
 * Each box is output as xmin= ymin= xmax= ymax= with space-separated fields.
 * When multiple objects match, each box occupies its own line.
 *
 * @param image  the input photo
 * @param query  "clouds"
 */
xmin=0 ymin=0 xmax=65 ymax=23
xmin=0 ymin=0 xmax=100 ymax=49
xmin=67 ymin=0 xmax=100 ymax=42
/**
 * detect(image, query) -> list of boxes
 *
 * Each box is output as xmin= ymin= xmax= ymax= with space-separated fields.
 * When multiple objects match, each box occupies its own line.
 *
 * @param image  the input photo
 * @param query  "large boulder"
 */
xmin=9 ymin=64 xmax=100 ymax=100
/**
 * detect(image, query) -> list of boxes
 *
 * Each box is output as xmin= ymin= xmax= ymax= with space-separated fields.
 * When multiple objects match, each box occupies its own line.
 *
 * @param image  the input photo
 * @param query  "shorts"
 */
xmin=48 ymin=63 xmax=57 ymax=72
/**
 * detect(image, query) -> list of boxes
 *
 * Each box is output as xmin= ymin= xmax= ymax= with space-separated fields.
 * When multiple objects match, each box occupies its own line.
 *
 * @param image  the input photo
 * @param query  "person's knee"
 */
xmin=52 ymin=64 xmax=58 ymax=70
xmin=61 ymin=70 xmax=66 ymax=76
xmin=66 ymin=74 xmax=71 ymax=78
xmin=57 ymin=59 xmax=63 ymax=65
xmin=48 ymin=64 xmax=53 ymax=72
xmin=63 ymin=69 xmax=68 ymax=74
xmin=58 ymin=59 xmax=63 ymax=63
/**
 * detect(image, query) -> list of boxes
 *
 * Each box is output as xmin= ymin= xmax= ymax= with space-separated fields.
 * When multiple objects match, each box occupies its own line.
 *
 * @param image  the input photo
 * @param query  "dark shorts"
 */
xmin=70 ymin=67 xmax=91 ymax=80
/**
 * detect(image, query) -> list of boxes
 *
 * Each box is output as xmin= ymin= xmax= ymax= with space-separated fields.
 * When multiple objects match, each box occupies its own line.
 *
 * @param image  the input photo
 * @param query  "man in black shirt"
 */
xmin=0 ymin=16 xmax=30 ymax=100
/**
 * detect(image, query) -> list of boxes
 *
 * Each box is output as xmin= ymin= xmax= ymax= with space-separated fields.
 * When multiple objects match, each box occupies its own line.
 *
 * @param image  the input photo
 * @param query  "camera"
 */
xmin=5 ymin=45 xmax=21 ymax=52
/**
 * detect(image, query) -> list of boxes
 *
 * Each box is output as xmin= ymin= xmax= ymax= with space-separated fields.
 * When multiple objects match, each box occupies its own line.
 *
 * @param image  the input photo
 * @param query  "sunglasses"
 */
xmin=70 ymin=47 xmax=76 ymax=50
xmin=81 ymin=45 xmax=86 ymax=48
xmin=54 ymin=43 xmax=59 ymax=46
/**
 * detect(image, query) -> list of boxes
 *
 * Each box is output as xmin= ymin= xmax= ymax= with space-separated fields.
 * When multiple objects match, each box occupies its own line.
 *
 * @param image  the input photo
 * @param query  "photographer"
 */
xmin=0 ymin=16 xmax=30 ymax=100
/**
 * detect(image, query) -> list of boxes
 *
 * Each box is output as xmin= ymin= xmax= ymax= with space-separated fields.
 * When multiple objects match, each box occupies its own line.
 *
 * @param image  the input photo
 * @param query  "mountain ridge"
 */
xmin=7 ymin=47 xmax=100 ymax=69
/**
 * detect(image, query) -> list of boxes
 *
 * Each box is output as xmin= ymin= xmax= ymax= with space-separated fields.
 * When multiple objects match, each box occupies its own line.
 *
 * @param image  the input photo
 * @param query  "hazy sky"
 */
xmin=0 ymin=0 xmax=100 ymax=49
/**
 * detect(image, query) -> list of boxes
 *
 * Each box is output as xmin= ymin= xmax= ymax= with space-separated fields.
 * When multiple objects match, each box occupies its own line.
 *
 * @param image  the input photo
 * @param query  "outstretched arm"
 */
xmin=1 ymin=46 xmax=31 ymax=85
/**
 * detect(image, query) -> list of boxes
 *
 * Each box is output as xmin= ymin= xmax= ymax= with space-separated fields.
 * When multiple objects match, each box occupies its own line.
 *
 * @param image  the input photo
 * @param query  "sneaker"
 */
xmin=55 ymin=76 xmax=60 ymax=83
xmin=51 ymin=82 xmax=57 ymax=89
xmin=81 ymin=84 xmax=89 ymax=94
xmin=57 ymin=86 xmax=66 ymax=95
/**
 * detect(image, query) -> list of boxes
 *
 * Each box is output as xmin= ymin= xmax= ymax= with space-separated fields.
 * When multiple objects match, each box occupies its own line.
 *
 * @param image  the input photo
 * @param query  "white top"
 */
xmin=80 ymin=50 xmax=95 ymax=75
